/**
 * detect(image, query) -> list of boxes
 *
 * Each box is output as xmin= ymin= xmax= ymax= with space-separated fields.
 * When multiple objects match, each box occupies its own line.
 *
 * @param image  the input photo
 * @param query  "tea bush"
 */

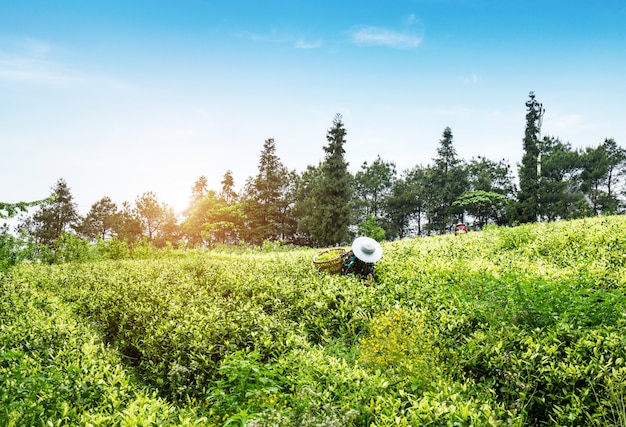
xmin=0 ymin=272 xmax=208 ymax=426
xmin=3 ymin=214 xmax=626 ymax=425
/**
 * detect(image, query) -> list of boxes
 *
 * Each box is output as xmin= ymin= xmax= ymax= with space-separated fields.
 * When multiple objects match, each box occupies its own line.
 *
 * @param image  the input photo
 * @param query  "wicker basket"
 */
xmin=312 ymin=247 xmax=346 ymax=274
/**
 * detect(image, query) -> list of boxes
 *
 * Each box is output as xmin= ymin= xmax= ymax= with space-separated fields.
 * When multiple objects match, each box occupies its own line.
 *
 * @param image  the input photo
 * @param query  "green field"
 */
xmin=2 ymin=216 xmax=626 ymax=426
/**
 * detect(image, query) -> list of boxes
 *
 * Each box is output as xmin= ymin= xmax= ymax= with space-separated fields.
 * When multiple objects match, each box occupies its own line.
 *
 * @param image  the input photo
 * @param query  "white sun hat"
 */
xmin=351 ymin=236 xmax=383 ymax=263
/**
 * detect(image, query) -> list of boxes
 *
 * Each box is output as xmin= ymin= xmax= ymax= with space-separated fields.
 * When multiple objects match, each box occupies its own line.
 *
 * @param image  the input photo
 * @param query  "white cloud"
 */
xmin=243 ymin=31 xmax=322 ymax=49
xmin=0 ymin=39 xmax=132 ymax=90
xmin=0 ymin=38 xmax=81 ymax=86
xmin=403 ymin=14 xmax=418 ymax=26
xmin=295 ymin=38 xmax=322 ymax=49
xmin=20 ymin=38 xmax=54 ymax=56
xmin=348 ymin=14 xmax=424 ymax=49
xmin=243 ymin=29 xmax=292 ymax=44
xmin=350 ymin=26 xmax=423 ymax=48
xmin=0 ymin=54 xmax=80 ymax=86
xmin=462 ymin=74 xmax=479 ymax=84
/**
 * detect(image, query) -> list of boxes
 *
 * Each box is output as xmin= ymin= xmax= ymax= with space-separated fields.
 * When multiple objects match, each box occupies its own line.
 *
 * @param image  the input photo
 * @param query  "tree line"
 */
xmin=2 ymin=92 xmax=625 ymax=265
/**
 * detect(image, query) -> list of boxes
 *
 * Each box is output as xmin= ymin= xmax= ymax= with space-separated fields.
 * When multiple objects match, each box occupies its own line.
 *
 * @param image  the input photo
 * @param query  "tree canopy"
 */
xmin=4 ymin=94 xmax=626 ymax=260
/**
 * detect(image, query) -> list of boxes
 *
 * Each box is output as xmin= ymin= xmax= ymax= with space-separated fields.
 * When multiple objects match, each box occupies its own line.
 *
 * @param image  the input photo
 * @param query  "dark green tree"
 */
xmin=154 ymin=205 xmax=181 ymax=247
xmin=115 ymin=201 xmax=143 ymax=245
xmin=411 ymin=166 xmax=437 ymax=236
xmin=460 ymin=156 xmax=516 ymax=227
xmin=581 ymin=138 xmax=626 ymax=215
xmin=537 ymin=137 xmax=584 ymax=221
xmin=307 ymin=114 xmax=353 ymax=246
xmin=466 ymin=156 xmax=516 ymax=196
xmin=219 ymin=170 xmax=238 ymax=204
xmin=384 ymin=172 xmax=416 ymax=239
xmin=353 ymin=155 xmax=397 ymax=223
xmin=273 ymin=169 xmax=299 ymax=243
xmin=428 ymin=127 xmax=467 ymax=234
xmin=25 ymin=178 xmax=81 ymax=246
xmin=241 ymin=138 xmax=294 ymax=244
xmin=515 ymin=91 xmax=544 ymax=223
xmin=135 ymin=191 xmax=164 ymax=242
xmin=293 ymin=164 xmax=323 ymax=245
xmin=79 ymin=196 xmax=120 ymax=240
xmin=384 ymin=165 xmax=430 ymax=238
xmin=453 ymin=190 xmax=508 ymax=228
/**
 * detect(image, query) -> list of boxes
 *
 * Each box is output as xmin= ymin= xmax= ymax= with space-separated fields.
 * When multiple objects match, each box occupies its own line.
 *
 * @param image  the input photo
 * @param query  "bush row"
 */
xmin=4 ymin=214 xmax=626 ymax=425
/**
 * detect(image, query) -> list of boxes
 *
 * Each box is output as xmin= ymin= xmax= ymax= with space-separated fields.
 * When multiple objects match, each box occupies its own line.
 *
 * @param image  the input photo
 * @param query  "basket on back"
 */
xmin=312 ymin=247 xmax=346 ymax=274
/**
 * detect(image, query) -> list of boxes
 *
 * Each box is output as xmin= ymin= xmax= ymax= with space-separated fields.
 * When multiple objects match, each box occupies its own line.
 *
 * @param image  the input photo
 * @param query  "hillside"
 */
xmin=2 ymin=216 xmax=626 ymax=426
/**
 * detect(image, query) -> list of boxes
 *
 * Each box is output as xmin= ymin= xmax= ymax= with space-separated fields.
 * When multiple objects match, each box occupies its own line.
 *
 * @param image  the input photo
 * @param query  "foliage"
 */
xmin=79 ymin=196 xmax=121 ymax=240
xmin=427 ymin=126 xmax=467 ymax=234
xmin=241 ymin=138 xmax=297 ymax=244
xmin=182 ymin=190 xmax=244 ymax=247
xmin=302 ymin=113 xmax=353 ymax=246
xmin=353 ymin=155 xmax=396 ymax=224
xmin=51 ymin=231 xmax=92 ymax=263
xmin=358 ymin=306 xmax=442 ymax=391
xmin=0 ymin=270 xmax=208 ymax=426
xmin=581 ymin=138 xmax=626 ymax=215
xmin=93 ymin=236 xmax=131 ymax=260
xmin=8 ymin=93 xmax=625 ymax=249
xmin=0 ymin=194 xmax=55 ymax=219
xmin=454 ymin=190 xmax=508 ymax=229
xmin=515 ymin=91 xmax=544 ymax=224
xmin=464 ymin=156 xmax=515 ymax=227
xmin=134 ymin=191 xmax=180 ymax=246
xmin=0 ymin=224 xmax=22 ymax=272
xmin=536 ymin=137 xmax=584 ymax=221
xmin=25 ymin=178 xmax=81 ymax=246
xmin=4 ymin=209 xmax=626 ymax=425
xmin=357 ymin=215 xmax=386 ymax=242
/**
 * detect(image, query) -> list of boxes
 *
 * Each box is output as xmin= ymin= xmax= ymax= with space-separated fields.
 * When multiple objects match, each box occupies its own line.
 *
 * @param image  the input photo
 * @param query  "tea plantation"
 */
xmin=2 ymin=216 xmax=626 ymax=426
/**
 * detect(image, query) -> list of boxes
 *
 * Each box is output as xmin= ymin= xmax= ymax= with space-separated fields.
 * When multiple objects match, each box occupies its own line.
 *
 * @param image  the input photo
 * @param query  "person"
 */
xmin=454 ymin=223 xmax=468 ymax=235
xmin=339 ymin=236 xmax=383 ymax=284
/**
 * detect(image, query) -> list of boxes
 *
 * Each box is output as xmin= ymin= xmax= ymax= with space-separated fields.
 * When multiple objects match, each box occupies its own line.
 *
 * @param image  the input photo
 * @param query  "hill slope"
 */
xmin=2 ymin=215 xmax=626 ymax=426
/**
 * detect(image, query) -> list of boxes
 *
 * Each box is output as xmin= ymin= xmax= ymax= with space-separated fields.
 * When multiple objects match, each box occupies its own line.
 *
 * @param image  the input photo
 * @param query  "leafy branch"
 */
xmin=0 ymin=194 xmax=57 ymax=219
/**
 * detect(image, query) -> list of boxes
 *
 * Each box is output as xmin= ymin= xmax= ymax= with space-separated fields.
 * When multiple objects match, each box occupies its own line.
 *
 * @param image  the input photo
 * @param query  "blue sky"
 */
xmin=2 ymin=0 xmax=625 ymax=216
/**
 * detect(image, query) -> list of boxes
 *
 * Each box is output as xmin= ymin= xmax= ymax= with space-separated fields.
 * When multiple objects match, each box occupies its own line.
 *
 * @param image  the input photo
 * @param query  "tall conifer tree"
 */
xmin=516 ymin=91 xmax=544 ymax=223
xmin=27 ymin=178 xmax=80 ymax=246
xmin=242 ymin=138 xmax=292 ymax=244
xmin=429 ymin=127 xmax=467 ymax=234
xmin=308 ymin=114 xmax=353 ymax=246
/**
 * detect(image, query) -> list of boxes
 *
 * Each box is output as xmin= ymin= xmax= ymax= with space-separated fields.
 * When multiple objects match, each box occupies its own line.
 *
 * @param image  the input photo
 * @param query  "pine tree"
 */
xmin=293 ymin=164 xmax=323 ymax=245
xmin=190 ymin=176 xmax=209 ymax=202
xmin=79 ymin=196 xmax=120 ymax=240
xmin=27 ymin=178 xmax=80 ymax=246
xmin=581 ymin=138 xmax=626 ymax=215
xmin=516 ymin=91 xmax=544 ymax=223
xmin=242 ymin=138 xmax=292 ymax=244
xmin=354 ymin=155 xmax=397 ymax=221
xmin=428 ymin=127 xmax=467 ymax=234
xmin=308 ymin=114 xmax=353 ymax=246
xmin=219 ymin=170 xmax=238 ymax=204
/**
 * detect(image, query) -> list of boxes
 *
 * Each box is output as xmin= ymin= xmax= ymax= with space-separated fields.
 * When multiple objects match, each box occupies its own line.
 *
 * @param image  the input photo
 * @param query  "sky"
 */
xmin=2 ymin=0 xmax=626 ymax=218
